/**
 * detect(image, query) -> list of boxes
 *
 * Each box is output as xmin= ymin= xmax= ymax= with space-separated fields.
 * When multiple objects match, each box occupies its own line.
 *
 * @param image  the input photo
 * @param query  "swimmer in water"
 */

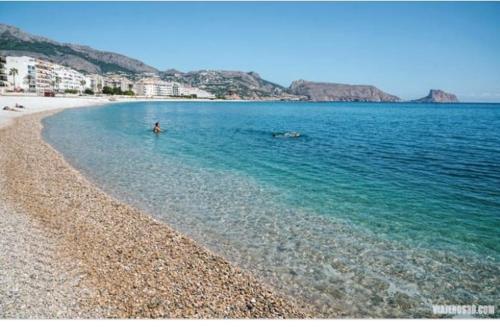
xmin=272 ymin=131 xmax=300 ymax=138
xmin=153 ymin=122 xmax=161 ymax=134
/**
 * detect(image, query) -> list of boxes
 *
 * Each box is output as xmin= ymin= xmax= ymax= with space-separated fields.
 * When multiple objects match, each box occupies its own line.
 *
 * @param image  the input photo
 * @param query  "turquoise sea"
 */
xmin=43 ymin=101 xmax=499 ymax=317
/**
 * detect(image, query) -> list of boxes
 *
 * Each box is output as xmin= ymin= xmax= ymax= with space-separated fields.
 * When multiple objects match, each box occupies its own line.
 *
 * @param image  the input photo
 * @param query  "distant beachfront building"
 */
xmin=4 ymin=56 xmax=37 ymax=92
xmin=133 ymin=78 xmax=156 ymax=96
xmin=53 ymin=64 xmax=90 ymax=92
xmin=2 ymin=55 xmax=102 ymax=94
xmin=134 ymin=78 xmax=178 ymax=97
xmin=34 ymin=59 xmax=55 ymax=94
xmin=88 ymin=74 xmax=105 ymax=94
xmin=104 ymin=74 xmax=134 ymax=92
xmin=134 ymin=78 xmax=214 ymax=99
xmin=0 ymin=56 xmax=9 ymax=91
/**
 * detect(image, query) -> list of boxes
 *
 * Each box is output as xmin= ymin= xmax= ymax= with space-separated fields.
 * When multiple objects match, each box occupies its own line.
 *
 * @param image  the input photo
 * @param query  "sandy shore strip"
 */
xmin=0 ymin=97 xmax=309 ymax=318
xmin=0 ymin=95 xmax=113 ymax=129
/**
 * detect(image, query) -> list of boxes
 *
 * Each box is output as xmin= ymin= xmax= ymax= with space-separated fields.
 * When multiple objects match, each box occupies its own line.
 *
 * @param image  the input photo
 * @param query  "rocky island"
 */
xmin=412 ymin=89 xmax=459 ymax=103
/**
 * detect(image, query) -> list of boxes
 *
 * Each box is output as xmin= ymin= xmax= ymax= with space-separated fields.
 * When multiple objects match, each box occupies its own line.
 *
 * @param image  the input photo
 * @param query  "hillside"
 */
xmin=161 ymin=69 xmax=300 ymax=100
xmin=411 ymin=89 xmax=459 ymax=103
xmin=288 ymin=80 xmax=400 ymax=102
xmin=0 ymin=23 xmax=157 ymax=75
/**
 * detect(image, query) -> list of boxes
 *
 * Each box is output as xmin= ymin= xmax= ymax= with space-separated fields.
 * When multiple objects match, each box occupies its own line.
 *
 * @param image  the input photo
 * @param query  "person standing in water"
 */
xmin=153 ymin=122 xmax=161 ymax=134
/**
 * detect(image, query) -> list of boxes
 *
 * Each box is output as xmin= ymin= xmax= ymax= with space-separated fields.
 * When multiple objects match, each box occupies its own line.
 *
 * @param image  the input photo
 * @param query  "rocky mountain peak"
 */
xmin=412 ymin=89 xmax=459 ymax=103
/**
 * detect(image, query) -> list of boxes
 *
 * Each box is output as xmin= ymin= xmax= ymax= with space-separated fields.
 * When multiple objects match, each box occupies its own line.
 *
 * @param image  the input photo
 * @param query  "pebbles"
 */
xmin=0 ymin=111 xmax=310 ymax=318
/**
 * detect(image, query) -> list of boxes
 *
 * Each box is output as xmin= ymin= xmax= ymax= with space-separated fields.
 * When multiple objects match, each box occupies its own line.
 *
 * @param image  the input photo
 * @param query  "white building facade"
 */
xmin=134 ymin=78 xmax=178 ymax=97
xmin=0 ymin=56 xmax=7 ymax=91
xmin=34 ymin=59 xmax=55 ymax=94
xmin=134 ymin=78 xmax=214 ymax=98
xmin=104 ymin=74 xmax=134 ymax=92
xmin=53 ymin=64 xmax=90 ymax=92
xmin=5 ymin=56 xmax=37 ymax=92
xmin=4 ymin=56 xmax=100 ymax=94
xmin=88 ymin=74 xmax=105 ymax=93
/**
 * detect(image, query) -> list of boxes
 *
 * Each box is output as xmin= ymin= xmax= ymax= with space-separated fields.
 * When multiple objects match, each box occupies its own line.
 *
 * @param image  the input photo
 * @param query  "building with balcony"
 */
xmin=35 ymin=59 xmax=54 ymax=94
xmin=87 ymin=74 xmax=105 ymax=93
xmin=4 ymin=56 xmax=37 ymax=92
xmin=134 ymin=78 xmax=182 ymax=97
xmin=104 ymin=74 xmax=134 ymax=92
xmin=133 ymin=78 xmax=159 ymax=97
xmin=134 ymin=78 xmax=214 ymax=98
xmin=0 ymin=56 xmax=7 ymax=89
xmin=0 ymin=56 xmax=7 ymax=95
xmin=53 ymin=64 xmax=90 ymax=92
xmin=3 ymin=56 xmax=101 ymax=94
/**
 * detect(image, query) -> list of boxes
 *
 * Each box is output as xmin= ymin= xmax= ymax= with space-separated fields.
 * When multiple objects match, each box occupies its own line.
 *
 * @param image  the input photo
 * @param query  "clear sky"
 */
xmin=1 ymin=1 xmax=500 ymax=101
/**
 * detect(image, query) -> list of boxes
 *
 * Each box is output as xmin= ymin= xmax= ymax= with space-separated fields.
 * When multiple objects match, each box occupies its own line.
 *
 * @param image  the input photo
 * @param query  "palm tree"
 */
xmin=97 ymin=82 xmax=103 ymax=94
xmin=9 ymin=68 xmax=18 ymax=89
xmin=80 ymin=80 xmax=86 ymax=94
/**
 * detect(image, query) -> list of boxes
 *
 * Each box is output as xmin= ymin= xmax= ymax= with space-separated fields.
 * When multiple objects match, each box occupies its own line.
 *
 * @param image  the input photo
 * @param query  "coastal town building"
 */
xmin=0 ymin=56 xmax=8 ymax=91
xmin=53 ymin=64 xmax=90 ymax=92
xmin=4 ymin=56 xmax=37 ymax=92
xmin=134 ymin=77 xmax=214 ymax=99
xmin=88 ymin=74 xmax=105 ymax=94
xmin=2 ymin=56 xmax=98 ymax=94
xmin=134 ymin=78 xmax=178 ymax=97
xmin=104 ymin=74 xmax=134 ymax=92
xmin=34 ymin=59 xmax=55 ymax=94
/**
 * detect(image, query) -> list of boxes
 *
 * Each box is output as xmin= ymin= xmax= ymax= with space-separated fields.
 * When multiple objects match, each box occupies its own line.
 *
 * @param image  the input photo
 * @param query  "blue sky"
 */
xmin=1 ymin=1 xmax=500 ymax=101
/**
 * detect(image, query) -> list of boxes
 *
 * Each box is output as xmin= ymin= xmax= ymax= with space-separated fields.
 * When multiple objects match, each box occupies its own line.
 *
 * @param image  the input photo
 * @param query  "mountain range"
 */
xmin=0 ymin=23 xmax=458 ymax=102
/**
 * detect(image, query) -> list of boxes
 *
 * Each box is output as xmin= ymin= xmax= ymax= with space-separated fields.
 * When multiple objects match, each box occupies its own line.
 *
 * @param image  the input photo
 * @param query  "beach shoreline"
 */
xmin=0 ymin=96 xmax=309 ymax=318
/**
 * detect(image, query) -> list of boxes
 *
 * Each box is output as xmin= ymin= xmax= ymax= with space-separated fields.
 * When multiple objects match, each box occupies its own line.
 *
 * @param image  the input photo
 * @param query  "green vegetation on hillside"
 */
xmin=0 ymin=37 xmax=135 ymax=75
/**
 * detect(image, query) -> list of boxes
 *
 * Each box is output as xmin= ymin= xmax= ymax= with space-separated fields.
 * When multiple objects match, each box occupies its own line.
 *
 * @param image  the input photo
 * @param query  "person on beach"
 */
xmin=153 ymin=122 xmax=161 ymax=134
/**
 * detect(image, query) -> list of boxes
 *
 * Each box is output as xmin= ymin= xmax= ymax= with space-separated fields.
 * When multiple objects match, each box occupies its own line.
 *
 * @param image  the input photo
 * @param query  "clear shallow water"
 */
xmin=43 ymin=101 xmax=499 ymax=317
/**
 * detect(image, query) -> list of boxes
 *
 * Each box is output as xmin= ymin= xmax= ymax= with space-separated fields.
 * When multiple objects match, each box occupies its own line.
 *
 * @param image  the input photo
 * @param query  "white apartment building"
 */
xmin=134 ymin=78 xmax=178 ymax=97
xmin=88 ymin=74 xmax=105 ymax=93
xmin=34 ymin=59 xmax=55 ymax=93
xmin=5 ymin=56 xmax=37 ymax=92
xmin=0 ymin=56 xmax=7 ymax=90
xmin=3 ymin=56 xmax=103 ymax=94
xmin=104 ymin=74 xmax=134 ymax=92
xmin=134 ymin=78 xmax=214 ymax=98
xmin=134 ymin=78 xmax=157 ymax=96
xmin=53 ymin=64 xmax=90 ymax=92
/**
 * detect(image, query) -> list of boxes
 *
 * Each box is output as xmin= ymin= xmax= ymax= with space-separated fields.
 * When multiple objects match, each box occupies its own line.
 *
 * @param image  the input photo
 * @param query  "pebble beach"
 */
xmin=0 ymin=96 xmax=308 ymax=318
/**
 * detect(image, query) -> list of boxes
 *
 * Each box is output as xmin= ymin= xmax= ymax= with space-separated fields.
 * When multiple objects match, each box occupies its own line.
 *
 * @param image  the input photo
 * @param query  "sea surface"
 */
xmin=43 ymin=101 xmax=500 ymax=317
